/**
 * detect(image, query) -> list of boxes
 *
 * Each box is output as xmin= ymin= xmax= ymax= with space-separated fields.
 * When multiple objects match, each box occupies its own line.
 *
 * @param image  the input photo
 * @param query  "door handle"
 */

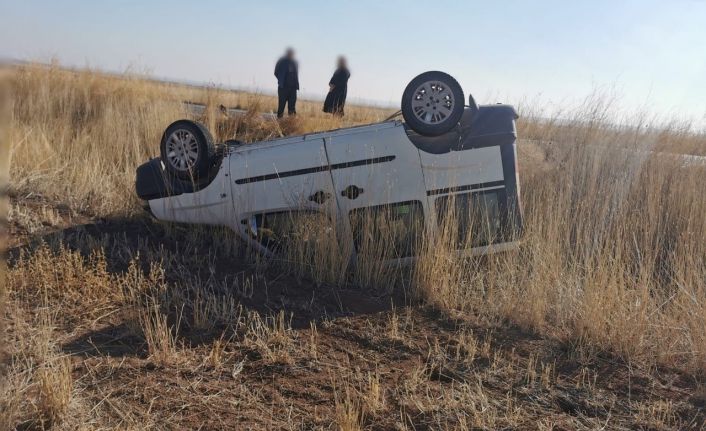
xmin=341 ymin=185 xmax=364 ymax=200
xmin=308 ymin=190 xmax=331 ymax=204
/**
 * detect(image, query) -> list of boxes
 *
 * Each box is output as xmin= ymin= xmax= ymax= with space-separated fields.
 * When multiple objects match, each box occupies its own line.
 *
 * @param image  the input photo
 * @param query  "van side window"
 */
xmin=435 ymin=190 xmax=502 ymax=248
xmin=243 ymin=210 xmax=331 ymax=253
xmin=349 ymin=201 xmax=425 ymax=258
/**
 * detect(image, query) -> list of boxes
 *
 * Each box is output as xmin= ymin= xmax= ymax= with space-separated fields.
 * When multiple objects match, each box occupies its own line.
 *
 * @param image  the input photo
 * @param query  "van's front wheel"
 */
xmin=160 ymin=120 xmax=216 ymax=180
xmin=401 ymin=71 xmax=465 ymax=137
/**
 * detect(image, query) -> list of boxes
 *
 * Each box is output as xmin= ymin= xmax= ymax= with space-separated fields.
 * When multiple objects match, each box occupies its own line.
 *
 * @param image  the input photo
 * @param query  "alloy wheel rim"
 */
xmin=410 ymin=81 xmax=455 ymax=125
xmin=165 ymin=129 xmax=199 ymax=172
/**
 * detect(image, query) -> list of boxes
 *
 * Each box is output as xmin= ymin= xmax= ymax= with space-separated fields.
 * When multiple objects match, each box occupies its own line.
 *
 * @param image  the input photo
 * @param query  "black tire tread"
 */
xmin=401 ymin=71 xmax=465 ymax=137
xmin=160 ymin=120 xmax=216 ymax=180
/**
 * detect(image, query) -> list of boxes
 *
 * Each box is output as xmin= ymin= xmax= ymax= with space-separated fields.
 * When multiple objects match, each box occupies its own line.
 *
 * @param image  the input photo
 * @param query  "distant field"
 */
xmin=3 ymin=64 xmax=706 ymax=429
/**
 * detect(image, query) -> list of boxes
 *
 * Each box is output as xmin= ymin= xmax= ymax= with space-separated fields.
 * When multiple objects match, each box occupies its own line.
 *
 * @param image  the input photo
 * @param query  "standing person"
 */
xmin=323 ymin=56 xmax=350 ymax=116
xmin=274 ymin=48 xmax=299 ymax=118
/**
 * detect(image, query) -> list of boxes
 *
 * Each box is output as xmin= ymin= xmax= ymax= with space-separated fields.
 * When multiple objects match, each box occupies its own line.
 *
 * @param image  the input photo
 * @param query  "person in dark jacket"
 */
xmin=274 ymin=48 xmax=299 ymax=118
xmin=323 ymin=56 xmax=350 ymax=116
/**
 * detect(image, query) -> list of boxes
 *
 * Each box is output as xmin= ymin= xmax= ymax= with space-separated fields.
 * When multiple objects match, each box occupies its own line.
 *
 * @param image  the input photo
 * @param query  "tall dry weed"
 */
xmin=6 ymin=64 xmax=706 ymax=373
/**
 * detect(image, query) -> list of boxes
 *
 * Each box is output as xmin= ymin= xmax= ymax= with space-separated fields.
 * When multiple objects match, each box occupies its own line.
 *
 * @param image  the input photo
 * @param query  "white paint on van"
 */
xmin=420 ymin=146 xmax=504 ymax=192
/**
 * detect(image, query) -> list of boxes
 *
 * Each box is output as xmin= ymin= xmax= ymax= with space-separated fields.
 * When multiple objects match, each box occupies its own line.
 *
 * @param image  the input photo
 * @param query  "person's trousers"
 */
xmin=277 ymin=87 xmax=297 ymax=118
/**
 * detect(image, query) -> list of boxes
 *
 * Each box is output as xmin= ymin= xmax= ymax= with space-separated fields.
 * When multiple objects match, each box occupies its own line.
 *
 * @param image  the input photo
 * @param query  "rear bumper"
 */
xmin=135 ymin=158 xmax=193 ymax=201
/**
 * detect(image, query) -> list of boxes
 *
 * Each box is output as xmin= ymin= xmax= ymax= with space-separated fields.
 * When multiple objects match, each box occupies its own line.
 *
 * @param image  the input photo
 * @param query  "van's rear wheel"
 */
xmin=401 ymin=71 xmax=465 ymax=137
xmin=160 ymin=120 xmax=216 ymax=180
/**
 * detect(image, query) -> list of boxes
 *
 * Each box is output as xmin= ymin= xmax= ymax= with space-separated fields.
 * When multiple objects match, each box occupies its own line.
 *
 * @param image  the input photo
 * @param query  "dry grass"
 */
xmin=6 ymin=64 xmax=391 ymax=217
xmin=139 ymin=298 xmax=179 ymax=365
xmin=3 ymin=63 xmax=706 ymax=429
xmin=1 ymin=73 xmax=14 ymax=430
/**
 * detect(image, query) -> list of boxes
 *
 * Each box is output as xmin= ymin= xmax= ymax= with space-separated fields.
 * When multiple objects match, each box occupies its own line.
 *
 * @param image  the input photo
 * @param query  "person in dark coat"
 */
xmin=274 ymin=48 xmax=299 ymax=118
xmin=323 ymin=56 xmax=350 ymax=116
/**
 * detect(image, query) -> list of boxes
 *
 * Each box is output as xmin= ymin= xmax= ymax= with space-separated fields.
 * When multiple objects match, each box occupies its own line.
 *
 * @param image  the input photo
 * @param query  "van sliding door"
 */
xmin=230 ymin=137 xmax=337 ymax=253
xmin=324 ymin=125 xmax=428 ymax=262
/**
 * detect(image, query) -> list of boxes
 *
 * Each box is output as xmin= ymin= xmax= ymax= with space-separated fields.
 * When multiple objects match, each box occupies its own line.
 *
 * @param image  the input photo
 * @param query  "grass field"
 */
xmin=2 ymin=64 xmax=706 ymax=430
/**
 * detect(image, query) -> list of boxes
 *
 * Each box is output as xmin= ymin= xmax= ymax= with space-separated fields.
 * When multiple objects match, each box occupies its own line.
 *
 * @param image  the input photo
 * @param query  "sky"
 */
xmin=1 ymin=0 xmax=705 ymax=123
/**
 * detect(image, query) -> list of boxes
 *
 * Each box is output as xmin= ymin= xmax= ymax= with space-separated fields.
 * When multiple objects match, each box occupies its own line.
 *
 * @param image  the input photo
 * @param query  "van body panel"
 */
xmin=229 ymin=137 xmax=337 ymax=232
xmin=325 ymin=125 xmax=426 ymax=207
xmin=324 ymin=125 xmax=429 ymax=260
xmin=147 ymin=162 xmax=231 ymax=226
xmin=227 ymin=122 xmax=400 ymax=155
xmin=419 ymin=146 xmax=505 ymax=194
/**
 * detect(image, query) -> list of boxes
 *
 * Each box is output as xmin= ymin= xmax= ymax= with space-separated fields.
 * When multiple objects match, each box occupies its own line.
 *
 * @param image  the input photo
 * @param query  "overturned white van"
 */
xmin=136 ymin=71 xmax=523 ymax=264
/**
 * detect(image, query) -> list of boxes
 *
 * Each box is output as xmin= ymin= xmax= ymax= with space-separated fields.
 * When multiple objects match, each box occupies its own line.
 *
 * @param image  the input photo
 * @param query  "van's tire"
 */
xmin=401 ymin=71 xmax=465 ymax=137
xmin=160 ymin=120 xmax=216 ymax=180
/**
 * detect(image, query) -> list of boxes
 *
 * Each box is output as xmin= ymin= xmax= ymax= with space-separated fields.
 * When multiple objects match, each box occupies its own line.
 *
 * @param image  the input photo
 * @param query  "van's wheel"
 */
xmin=160 ymin=120 xmax=216 ymax=180
xmin=401 ymin=71 xmax=465 ymax=136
